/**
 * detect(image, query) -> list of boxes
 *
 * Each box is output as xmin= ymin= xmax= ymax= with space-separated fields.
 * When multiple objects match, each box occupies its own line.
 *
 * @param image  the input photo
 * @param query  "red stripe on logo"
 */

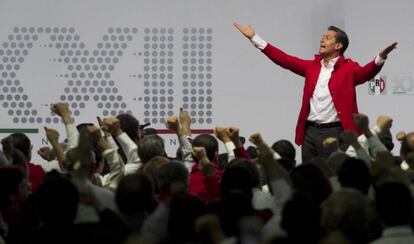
xmin=155 ymin=129 xmax=214 ymax=134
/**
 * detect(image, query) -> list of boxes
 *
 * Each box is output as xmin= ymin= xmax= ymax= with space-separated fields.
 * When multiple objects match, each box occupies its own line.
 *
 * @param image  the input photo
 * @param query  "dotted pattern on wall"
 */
xmin=0 ymin=27 xmax=40 ymax=124
xmin=0 ymin=26 xmax=214 ymax=127
xmin=182 ymin=28 xmax=213 ymax=124
xmin=49 ymin=27 xmax=137 ymax=123
xmin=0 ymin=26 xmax=137 ymax=124
xmin=142 ymin=28 xmax=174 ymax=125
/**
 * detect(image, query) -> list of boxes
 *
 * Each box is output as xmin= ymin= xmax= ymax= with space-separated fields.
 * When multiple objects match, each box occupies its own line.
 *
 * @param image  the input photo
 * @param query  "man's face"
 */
xmin=319 ymin=30 xmax=343 ymax=57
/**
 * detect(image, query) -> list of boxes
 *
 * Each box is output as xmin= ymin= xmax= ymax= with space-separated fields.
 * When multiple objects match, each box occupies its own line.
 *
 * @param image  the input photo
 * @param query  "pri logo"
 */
xmin=368 ymin=75 xmax=386 ymax=95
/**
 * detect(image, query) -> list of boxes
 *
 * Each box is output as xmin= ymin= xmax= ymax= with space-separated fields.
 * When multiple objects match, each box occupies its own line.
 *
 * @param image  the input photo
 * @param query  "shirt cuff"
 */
xmin=105 ymin=136 xmax=119 ymax=150
xmin=65 ymin=123 xmax=80 ymax=149
xmin=251 ymin=34 xmax=268 ymax=50
xmin=124 ymin=163 xmax=140 ymax=175
xmin=273 ymin=152 xmax=282 ymax=160
xmin=375 ymin=54 xmax=386 ymax=65
xmin=372 ymin=125 xmax=381 ymax=135
xmin=116 ymin=132 xmax=137 ymax=150
xmin=102 ymin=148 xmax=119 ymax=163
xmin=224 ymin=142 xmax=236 ymax=154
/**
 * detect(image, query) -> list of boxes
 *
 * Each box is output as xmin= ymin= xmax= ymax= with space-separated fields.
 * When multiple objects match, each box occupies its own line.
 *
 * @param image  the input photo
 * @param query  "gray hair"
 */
xmin=138 ymin=135 xmax=165 ymax=164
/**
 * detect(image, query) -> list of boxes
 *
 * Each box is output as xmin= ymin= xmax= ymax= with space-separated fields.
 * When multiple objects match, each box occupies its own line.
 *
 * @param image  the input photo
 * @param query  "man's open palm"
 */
xmin=379 ymin=42 xmax=397 ymax=59
xmin=234 ymin=23 xmax=255 ymax=39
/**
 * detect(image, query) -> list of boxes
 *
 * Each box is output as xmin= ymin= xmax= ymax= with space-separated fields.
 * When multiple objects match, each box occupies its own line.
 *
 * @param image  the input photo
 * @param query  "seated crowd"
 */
xmin=0 ymin=102 xmax=413 ymax=244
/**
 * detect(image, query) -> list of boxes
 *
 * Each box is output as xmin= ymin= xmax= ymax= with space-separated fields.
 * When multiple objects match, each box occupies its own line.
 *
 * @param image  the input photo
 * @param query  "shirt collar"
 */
xmin=321 ymin=56 xmax=340 ymax=68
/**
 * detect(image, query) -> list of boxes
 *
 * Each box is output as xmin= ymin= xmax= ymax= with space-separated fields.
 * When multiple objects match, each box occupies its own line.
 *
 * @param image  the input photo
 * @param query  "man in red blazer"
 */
xmin=234 ymin=23 xmax=397 ymax=162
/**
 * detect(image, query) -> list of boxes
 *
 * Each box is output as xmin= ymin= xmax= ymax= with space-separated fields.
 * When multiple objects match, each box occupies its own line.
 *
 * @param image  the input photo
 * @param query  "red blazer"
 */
xmin=262 ymin=43 xmax=384 ymax=145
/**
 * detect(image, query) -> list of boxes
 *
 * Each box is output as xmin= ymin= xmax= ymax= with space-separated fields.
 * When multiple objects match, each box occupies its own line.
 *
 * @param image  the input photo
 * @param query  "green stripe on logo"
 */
xmin=0 ymin=128 xmax=39 ymax=134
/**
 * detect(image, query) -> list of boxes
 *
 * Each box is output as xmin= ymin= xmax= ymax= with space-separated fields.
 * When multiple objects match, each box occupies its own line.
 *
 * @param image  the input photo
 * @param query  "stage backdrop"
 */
xmin=0 ymin=0 xmax=412 ymax=162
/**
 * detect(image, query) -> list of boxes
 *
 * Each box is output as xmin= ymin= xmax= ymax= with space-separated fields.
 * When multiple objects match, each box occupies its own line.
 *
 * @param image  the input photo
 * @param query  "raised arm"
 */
xmin=353 ymin=42 xmax=397 ymax=84
xmin=104 ymin=117 xmax=141 ymax=172
xmin=353 ymin=113 xmax=388 ymax=157
xmin=249 ymin=133 xmax=290 ymax=184
xmin=87 ymin=125 xmax=124 ymax=190
xmin=44 ymin=127 xmax=66 ymax=171
xmin=51 ymin=102 xmax=79 ymax=149
xmin=214 ymin=127 xmax=236 ymax=163
xmin=165 ymin=108 xmax=193 ymax=171
xmin=234 ymin=23 xmax=310 ymax=77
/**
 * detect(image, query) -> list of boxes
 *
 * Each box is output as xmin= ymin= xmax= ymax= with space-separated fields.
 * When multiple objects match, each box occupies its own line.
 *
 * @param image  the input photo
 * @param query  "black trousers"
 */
xmin=301 ymin=122 xmax=343 ymax=163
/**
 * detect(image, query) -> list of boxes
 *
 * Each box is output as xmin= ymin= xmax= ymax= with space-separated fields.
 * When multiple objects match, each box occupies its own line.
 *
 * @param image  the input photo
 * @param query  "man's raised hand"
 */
xmin=379 ymin=42 xmax=397 ymax=59
xmin=51 ymin=102 xmax=73 ymax=124
xmin=97 ymin=116 xmax=111 ymax=138
xmin=37 ymin=147 xmax=52 ymax=161
xmin=51 ymin=102 xmax=70 ymax=116
xmin=214 ymin=127 xmax=231 ymax=143
xmin=323 ymin=137 xmax=339 ymax=152
xmin=249 ymin=133 xmax=274 ymax=159
xmin=102 ymin=117 xmax=122 ymax=137
xmin=341 ymin=130 xmax=361 ymax=149
xmin=192 ymin=146 xmax=208 ymax=162
xmin=179 ymin=108 xmax=191 ymax=136
xmin=165 ymin=116 xmax=179 ymax=133
xmin=226 ymin=127 xmax=242 ymax=148
xmin=353 ymin=113 xmax=370 ymax=132
xmin=249 ymin=133 xmax=266 ymax=147
xmin=376 ymin=115 xmax=393 ymax=133
xmin=233 ymin=23 xmax=256 ymax=39
xmin=192 ymin=146 xmax=215 ymax=177
xmin=44 ymin=127 xmax=60 ymax=143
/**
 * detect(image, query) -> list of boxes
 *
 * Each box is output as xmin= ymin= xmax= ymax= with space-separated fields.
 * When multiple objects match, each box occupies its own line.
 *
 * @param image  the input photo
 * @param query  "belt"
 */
xmin=306 ymin=121 xmax=342 ymax=129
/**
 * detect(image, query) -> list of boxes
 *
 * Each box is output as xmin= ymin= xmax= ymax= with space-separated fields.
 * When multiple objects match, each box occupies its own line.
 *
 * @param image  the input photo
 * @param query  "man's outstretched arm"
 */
xmin=234 ymin=23 xmax=309 ymax=77
xmin=354 ymin=42 xmax=397 ymax=84
xmin=379 ymin=42 xmax=398 ymax=60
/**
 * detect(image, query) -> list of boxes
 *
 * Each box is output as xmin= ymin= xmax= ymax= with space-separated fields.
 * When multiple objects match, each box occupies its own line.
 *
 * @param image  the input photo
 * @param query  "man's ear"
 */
xmin=335 ymin=42 xmax=343 ymax=53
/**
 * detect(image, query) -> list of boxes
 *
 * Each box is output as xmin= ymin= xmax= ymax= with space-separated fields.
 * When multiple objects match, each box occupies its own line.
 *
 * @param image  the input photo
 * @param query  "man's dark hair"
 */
xmin=226 ymin=158 xmax=260 ymax=191
xmin=37 ymin=172 xmax=79 ymax=225
xmin=328 ymin=26 xmax=349 ymax=54
xmin=75 ymin=123 xmax=94 ymax=131
xmin=117 ymin=113 xmax=140 ymax=142
xmin=337 ymin=158 xmax=370 ymax=195
xmin=281 ymin=192 xmax=324 ymax=244
xmin=0 ymin=167 xmax=25 ymax=208
xmin=116 ymin=172 xmax=156 ymax=216
xmin=168 ymin=196 xmax=205 ymax=243
xmin=10 ymin=133 xmax=31 ymax=160
xmin=290 ymin=164 xmax=332 ymax=205
xmin=375 ymin=181 xmax=412 ymax=226
xmin=271 ymin=139 xmax=296 ymax=163
xmin=192 ymin=134 xmax=218 ymax=162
